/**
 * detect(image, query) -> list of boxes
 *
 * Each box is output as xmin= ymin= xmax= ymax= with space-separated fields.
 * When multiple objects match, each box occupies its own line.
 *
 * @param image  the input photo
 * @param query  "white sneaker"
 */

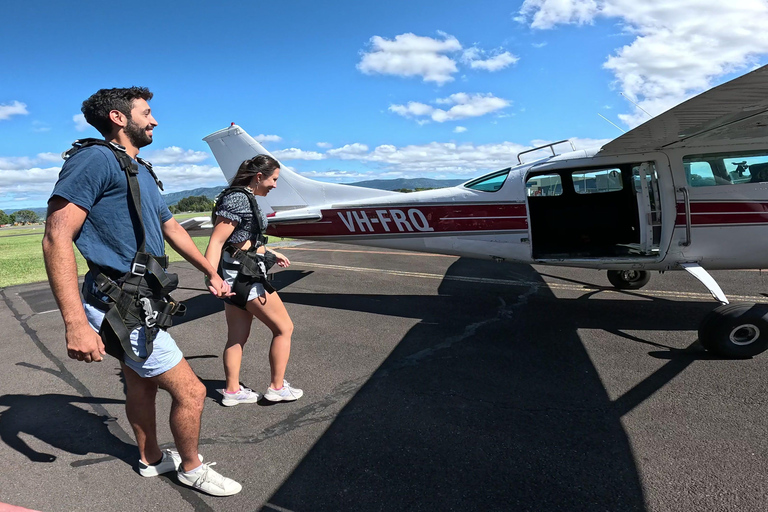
xmin=177 ymin=462 xmax=242 ymax=496
xmin=138 ymin=449 xmax=203 ymax=477
xmin=263 ymin=380 xmax=303 ymax=402
xmin=219 ymin=385 xmax=261 ymax=407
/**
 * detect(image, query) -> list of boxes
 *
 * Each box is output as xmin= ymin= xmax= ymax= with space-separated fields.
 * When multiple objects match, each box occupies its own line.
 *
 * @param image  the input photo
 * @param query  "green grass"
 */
xmin=0 ymin=226 xmax=294 ymax=288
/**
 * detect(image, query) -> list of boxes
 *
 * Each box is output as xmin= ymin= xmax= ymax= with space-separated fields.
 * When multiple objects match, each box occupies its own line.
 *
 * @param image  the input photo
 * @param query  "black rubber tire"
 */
xmin=698 ymin=302 xmax=768 ymax=358
xmin=606 ymin=270 xmax=651 ymax=290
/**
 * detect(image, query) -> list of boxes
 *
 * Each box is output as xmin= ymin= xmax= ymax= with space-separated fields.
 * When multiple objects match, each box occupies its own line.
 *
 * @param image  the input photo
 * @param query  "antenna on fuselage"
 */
xmin=620 ymin=92 xmax=654 ymax=118
xmin=597 ymin=113 xmax=626 ymax=133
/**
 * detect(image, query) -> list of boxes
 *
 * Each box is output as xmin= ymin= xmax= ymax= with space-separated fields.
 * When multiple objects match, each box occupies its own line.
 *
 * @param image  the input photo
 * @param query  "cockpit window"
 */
xmin=464 ymin=168 xmax=510 ymax=192
xmin=526 ymin=174 xmax=562 ymax=196
xmin=684 ymin=150 xmax=768 ymax=187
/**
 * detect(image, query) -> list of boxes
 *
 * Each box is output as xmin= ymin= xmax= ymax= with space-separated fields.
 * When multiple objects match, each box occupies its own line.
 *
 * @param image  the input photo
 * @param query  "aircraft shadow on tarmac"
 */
xmin=260 ymin=258 xmax=717 ymax=511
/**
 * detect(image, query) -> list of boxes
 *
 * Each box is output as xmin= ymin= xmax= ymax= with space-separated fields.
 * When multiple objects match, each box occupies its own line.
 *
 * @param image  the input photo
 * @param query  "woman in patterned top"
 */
xmin=205 ymin=155 xmax=303 ymax=406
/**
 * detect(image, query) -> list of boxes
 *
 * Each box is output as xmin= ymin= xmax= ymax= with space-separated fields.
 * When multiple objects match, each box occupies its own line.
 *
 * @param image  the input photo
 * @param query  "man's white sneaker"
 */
xmin=219 ymin=385 xmax=261 ymax=407
xmin=138 ymin=449 xmax=203 ymax=477
xmin=177 ymin=462 xmax=242 ymax=496
xmin=263 ymin=380 xmax=303 ymax=402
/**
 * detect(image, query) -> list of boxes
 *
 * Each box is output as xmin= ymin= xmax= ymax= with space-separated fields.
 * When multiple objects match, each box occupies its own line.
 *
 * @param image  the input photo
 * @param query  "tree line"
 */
xmin=168 ymin=195 xmax=214 ymax=214
xmin=0 ymin=195 xmax=216 ymax=227
xmin=0 ymin=209 xmax=40 ymax=225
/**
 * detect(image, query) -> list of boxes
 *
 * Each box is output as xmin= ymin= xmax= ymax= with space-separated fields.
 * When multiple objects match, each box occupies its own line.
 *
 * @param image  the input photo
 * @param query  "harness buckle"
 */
xmin=139 ymin=297 xmax=158 ymax=328
xmin=131 ymin=262 xmax=147 ymax=276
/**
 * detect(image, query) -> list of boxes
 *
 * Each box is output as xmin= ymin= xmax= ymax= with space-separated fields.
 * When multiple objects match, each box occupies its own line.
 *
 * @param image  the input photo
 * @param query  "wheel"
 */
xmin=698 ymin=302 xmax=768 ymax=358
xmin=606 ymin=270 xmax=650 ymax=289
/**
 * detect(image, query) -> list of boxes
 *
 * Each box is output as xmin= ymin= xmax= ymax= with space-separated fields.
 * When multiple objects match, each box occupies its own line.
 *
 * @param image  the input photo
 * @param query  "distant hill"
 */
xmin=3 ymin=178 xmax=467 ymax=216
xmin=162 ymin=186 xmax=227 ymax=206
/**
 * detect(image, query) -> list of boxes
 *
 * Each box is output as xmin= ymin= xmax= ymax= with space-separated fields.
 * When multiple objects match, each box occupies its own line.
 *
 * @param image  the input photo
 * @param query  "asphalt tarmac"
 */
xmin=1 ymin=241 xmax=767 ymax=512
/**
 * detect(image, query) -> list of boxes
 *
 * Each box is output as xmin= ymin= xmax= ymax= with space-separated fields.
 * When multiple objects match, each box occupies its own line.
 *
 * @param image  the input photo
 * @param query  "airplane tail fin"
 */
xmin=203 ymin=124 xmax=397 ymax=212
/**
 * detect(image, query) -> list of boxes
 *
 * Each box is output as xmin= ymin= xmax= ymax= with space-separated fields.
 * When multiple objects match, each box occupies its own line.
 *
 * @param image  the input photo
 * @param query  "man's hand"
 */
xmin=206 ymin=274 xmax=234 ymax=297
xmin=65 ymin=323 xmax=106 ymax=363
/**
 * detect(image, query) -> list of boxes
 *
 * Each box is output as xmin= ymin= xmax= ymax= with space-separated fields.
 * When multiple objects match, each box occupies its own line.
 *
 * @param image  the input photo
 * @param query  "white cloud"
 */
xmin=461 ymin=48 xmax=519 ymax=71
xmin=454 ymin=126 xmax=467 ymax=133
xmin=316 ymin=142 xmax=332 ymax=148
xmin=272 ymin=148 xmax=326 ymax=160
xmin=357 ymin=32 xmax=462 ymax=85
xmin=0 ymin=101 xmax=29 ymax=121
xmin=32 ymin=121 xmax=51 ymax=133
xmin=301 ymin=169 xmax=375 ymax=180
xmin=326 ymin=143 xmax=370 ymax=159
xmin=152 ymin=164 xmax=227 ymax=191
xmin=390 ymin=93 xmax=511 ymax=123
xmin=518 ymin=0 xmax=768 ymax=127
xmin=142 ymin=146 xmax=210 ymax=165
xmin=0 ymin=153 xmax=61 ymax=170
xmin=73 ymin=113 xmax=90 ymax=132
xmin=517 ymin=0 xmax=600 ymax=29
xmin=255 ymin=134 xmax=282 ymax=143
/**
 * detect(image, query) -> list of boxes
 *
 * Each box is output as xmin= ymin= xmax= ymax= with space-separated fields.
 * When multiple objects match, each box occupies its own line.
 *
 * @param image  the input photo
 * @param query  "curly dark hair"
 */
xmin=81 ymin=87 xmax=153 ymax=137
xmin=230 ymin=154 xmax=280 ymax=187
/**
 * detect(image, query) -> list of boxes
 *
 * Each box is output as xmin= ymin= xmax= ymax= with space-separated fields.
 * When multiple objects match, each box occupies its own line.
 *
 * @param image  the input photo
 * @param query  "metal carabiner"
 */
xmin=139 ymin=297 xmax=159 ymax=328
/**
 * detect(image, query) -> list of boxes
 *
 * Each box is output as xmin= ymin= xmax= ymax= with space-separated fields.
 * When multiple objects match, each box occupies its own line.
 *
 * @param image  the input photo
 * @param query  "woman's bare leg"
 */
xmin=246 ymin=291 xmax=294 ymax=389
xmin=223 ymin=303 xmax=253 ymax=392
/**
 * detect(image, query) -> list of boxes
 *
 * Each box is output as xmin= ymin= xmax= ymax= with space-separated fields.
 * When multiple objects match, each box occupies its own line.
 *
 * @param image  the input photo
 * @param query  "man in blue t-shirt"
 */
xmin=43 ymin=87 xmax=241 ymax=496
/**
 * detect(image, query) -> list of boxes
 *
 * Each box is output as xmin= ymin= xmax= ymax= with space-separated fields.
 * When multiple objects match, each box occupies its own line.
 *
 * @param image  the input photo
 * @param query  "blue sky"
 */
xmin=2 ymin=0 xmax=768 ymax=210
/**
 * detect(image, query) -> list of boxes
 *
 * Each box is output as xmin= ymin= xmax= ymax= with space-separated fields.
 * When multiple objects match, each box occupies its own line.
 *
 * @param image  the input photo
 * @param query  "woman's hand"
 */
xmin=272 ymin=251 xmax=291 ymax=268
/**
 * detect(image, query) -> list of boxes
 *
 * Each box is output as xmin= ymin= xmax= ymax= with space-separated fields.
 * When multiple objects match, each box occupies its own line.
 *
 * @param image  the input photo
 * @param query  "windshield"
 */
xmin=464 ymin=168 xmax=511 ymax=192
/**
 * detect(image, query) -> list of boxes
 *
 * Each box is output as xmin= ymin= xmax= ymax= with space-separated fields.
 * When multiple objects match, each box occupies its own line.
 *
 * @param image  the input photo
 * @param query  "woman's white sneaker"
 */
xmin=220 ymin=385 xmax=261 ymax=407
xmin=177 ymin=462 xmax=242 ymax=496
xmin=263 ymin=380 xmax=303 ymax=402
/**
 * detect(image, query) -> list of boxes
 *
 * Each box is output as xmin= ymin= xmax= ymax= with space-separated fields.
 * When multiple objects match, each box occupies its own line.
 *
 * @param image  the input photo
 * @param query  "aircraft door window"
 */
xmin=571 ymin=168 xmax=623 ymax=194
xmin=684 ymin=150 xmax=768 ymax=186
xmin=464 ymin=168 xmax=511 ymax=192
xmin=525 ymin=174 xmax=562 ymax=196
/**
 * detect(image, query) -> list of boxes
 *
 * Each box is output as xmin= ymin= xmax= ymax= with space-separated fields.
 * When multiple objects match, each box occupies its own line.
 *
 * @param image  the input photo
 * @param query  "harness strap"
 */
xmin=65 ymin=138 xmax=183 ymax=362
xmin=222 ymin=245 xmax=276 ymax=308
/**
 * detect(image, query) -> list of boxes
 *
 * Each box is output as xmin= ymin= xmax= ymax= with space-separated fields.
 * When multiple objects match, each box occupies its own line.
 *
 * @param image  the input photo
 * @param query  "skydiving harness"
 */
xmin=65 ymin=138 xmax=186 ymax=362
xmin=213 ymin=187 xmax=277 ymax=309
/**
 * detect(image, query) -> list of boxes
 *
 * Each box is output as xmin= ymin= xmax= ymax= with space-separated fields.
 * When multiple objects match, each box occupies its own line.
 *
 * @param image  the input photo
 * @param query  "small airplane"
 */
xmin=202 ymin=64 xmax=768 ymax=359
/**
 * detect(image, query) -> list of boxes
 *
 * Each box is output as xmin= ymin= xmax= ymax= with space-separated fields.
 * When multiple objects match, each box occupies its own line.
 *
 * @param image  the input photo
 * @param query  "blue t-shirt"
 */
xmin=50 ymin=144 xmax=172 ymax=274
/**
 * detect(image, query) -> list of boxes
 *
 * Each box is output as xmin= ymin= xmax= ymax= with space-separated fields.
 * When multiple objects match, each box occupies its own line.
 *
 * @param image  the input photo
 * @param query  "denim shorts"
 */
xmin=83 ymin=302 xmax=183 ymax=378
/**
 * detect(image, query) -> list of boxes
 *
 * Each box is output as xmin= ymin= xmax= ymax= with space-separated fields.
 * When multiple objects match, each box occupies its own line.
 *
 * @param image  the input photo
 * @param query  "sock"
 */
xmin=147 ymin=454 xmax=164 ymax=466
xmin=183 ymin=463 xmax=204 ymax=475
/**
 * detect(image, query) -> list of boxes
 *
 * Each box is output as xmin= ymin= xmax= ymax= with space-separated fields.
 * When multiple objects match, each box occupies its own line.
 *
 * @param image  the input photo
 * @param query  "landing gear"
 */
xmin=698 ymin=303 xmax=768 ymax=358
xmin=607 ymin=270 xmax=650 ymax=289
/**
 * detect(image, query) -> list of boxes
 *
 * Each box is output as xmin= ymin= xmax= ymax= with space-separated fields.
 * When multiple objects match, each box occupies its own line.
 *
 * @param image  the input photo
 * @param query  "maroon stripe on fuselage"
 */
xmin=675 ymin=201 xmax=768 ymax=226
xmin=268 ymin=203 xmax=528 ymax=237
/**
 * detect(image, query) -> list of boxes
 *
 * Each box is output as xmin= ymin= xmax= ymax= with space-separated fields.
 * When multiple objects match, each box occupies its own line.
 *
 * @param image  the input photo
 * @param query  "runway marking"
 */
xmin=289 ymin=261 xmax=766 ymax=302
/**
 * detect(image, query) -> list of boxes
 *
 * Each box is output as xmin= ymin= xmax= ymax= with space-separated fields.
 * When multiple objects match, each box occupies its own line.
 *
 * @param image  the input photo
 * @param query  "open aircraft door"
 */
xmin=524 ymin=157 xmax=666 ymax=262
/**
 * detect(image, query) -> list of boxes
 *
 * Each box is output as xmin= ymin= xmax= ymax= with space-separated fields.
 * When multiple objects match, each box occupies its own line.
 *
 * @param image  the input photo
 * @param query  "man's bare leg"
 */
xmin=153 ymin=358 xmax=207 ymax=472
xmin=122 ymin=362 xmax=161 ymax=464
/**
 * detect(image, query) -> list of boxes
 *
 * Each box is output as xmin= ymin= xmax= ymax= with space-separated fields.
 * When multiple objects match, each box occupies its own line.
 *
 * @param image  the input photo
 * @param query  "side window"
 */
xmin=526 ymin=174 xmax=563 ymax=197
xmin=572 ymin=168 xmax=623 ymax=194
xmin=464 ymin=168 xmax=510 ymax=192
xmin=684 ymin=151 xmax=768 ymax=187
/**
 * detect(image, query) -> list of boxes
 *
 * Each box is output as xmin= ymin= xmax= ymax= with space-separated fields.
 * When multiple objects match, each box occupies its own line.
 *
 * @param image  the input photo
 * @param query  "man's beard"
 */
xmin=125 ymin=117 xmax=153 ymax=148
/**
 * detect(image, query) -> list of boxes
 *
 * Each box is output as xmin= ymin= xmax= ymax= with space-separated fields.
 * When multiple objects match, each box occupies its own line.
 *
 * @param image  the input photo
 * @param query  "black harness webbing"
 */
xmin=66 ymin=138 xmax=185 ymax=362
xmin=213 ymin=187 xmax=275 ymax=308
